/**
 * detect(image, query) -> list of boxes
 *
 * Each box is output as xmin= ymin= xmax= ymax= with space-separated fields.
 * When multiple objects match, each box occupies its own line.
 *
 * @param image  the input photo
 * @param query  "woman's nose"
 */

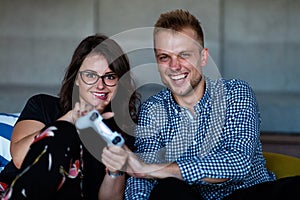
xmin=96 ymin=77 xmax=105 ymax=89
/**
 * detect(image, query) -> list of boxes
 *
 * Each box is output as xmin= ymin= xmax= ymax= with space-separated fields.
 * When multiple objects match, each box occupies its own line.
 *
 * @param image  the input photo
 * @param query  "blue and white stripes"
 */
xmin=0 ymin=113 xmax=19 ymax=171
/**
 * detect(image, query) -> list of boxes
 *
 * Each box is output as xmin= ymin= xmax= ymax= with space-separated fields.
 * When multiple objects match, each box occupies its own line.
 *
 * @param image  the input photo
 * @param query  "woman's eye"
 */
xmin=105 ymin=74 xmax=117 ymax=80
xmin=86 ymin=73 xmax=96 ymax=78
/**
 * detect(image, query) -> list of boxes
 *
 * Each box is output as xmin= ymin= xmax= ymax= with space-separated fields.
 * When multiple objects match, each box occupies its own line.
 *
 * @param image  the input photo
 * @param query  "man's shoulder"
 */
xmin=142 ymin=88 xmax=170 ymax=106
xmin=220 ymin=78 xmax=257 ymax=105
xmin=221 ymin=78 xmax=254 ymax=94
xmin=139 ymin=88 xmax=172 ymax=115
xmin=223 ymin=78 xmax=251 ymax=88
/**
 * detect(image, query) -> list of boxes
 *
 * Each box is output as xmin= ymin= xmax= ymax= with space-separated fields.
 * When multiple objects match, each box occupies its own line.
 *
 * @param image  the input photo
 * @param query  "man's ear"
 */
xmin=200 ymin=48 xmax=209 ymax=66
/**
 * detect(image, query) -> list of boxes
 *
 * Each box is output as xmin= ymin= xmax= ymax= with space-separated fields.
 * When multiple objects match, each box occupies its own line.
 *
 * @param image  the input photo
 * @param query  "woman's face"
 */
xmin=75 ymin=53 xmax=118 ymax=113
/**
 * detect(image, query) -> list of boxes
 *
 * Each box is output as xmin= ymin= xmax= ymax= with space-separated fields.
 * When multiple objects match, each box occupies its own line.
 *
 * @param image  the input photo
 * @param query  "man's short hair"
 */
xmin=154 ymin=9 xmax=205 ymax=48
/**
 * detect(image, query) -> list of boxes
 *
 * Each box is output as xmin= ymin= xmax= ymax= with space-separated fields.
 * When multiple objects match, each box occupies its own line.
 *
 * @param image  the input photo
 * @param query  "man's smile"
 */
xmin=169 ymin=73 xmax=188 ymax=81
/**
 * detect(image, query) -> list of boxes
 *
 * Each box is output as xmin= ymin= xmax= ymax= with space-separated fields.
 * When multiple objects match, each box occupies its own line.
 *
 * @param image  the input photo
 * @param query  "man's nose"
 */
xmin=170 ymin=56 xmax=181 ymax=70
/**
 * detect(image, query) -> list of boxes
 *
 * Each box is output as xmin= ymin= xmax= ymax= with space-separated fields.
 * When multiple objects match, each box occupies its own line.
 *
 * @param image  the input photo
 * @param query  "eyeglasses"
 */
xmin=79 ymin=70 xmax=118 ymax=87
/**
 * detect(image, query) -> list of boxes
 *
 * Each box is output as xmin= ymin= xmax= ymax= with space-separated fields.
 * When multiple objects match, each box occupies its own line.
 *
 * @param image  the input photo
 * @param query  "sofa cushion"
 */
xmin=0 ymin=113 xmax=19 ymax=172
xmin=263 ymin=152 xmax=300 ymax=179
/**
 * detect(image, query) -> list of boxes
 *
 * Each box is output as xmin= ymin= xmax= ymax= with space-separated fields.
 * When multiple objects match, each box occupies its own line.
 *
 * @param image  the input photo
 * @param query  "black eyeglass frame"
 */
xmin=79 ymin=70 xmax=118 ymax=87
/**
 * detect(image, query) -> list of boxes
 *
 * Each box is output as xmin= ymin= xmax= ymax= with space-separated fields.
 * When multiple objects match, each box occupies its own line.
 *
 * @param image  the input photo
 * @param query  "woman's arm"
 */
xmin=10 ymin=109 xmax=74 ymax=169
xmin=10 ymin=120 xmax=45 ymax=168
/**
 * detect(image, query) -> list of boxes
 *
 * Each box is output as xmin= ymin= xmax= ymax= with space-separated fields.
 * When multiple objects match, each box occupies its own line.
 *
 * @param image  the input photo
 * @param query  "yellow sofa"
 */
xmin=263 ymin=152 xmax=300 ymax=179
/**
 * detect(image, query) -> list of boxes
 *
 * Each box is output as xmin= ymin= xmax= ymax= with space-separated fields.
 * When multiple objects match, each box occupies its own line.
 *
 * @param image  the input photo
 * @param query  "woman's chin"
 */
xmin=94 ymin=103 xmax=109 ymax=113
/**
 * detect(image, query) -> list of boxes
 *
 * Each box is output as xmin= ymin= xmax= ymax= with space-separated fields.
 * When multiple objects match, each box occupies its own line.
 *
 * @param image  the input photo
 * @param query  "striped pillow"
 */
xmin=0 ymin=113 xmax=19 ymax=172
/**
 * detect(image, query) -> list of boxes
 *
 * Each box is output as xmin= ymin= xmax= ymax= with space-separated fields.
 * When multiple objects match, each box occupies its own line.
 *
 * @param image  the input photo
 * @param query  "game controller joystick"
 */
xmin=75 ymin=109 xmax=124 ymax=146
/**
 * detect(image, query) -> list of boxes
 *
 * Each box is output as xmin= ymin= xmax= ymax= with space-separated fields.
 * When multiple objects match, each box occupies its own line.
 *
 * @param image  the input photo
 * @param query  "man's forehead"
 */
xmin=154 ymin=29 xmax=202 ymax=50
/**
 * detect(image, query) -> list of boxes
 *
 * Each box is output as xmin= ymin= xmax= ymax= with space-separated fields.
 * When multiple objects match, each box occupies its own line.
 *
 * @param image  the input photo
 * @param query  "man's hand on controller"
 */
xmin=101 ymin=145 xmax=128 ymax=174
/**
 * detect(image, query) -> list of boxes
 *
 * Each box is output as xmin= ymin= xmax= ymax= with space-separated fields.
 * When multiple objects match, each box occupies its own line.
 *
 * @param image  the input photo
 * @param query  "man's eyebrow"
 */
xmin=155 ymin=51 xmax=169 ymax=56
xmin=179 ymin=50 xmax=193 ymax=53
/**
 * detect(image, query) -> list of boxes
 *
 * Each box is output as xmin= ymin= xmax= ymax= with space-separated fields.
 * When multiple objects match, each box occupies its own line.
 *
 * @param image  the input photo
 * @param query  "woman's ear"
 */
xmin=200 ymin=48 xmax=209 ymax=66
xmin=75 ymin=76 xmax=79 ymax=86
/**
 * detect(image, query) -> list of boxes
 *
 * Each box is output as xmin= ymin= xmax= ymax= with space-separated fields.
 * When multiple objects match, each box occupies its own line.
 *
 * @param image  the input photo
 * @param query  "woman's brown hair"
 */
xmin=59 ymin=34 xmax=140 ymax=147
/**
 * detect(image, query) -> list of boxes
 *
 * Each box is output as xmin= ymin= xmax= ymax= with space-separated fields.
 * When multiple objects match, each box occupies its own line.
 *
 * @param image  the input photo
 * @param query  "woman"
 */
xmin=0 ymin=34 xmax=140 ymax=199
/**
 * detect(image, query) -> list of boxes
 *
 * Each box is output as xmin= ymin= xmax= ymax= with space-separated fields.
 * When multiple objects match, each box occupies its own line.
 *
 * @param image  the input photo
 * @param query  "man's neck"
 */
xmin=172 ymin=79 xmax=206 ymax=113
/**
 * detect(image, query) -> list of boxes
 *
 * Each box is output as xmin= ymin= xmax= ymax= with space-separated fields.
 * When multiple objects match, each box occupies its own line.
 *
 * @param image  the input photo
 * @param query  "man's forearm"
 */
xmin=143 ymin=162 xmax=183 ymax=180
xmin=142 ymin=162 xmax=228 ymax=184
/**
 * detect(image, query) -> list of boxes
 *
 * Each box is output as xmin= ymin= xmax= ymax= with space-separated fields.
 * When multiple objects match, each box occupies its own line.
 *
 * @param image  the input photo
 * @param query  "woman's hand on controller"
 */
xmin=58 ymin=101 xmax=115 ymax=124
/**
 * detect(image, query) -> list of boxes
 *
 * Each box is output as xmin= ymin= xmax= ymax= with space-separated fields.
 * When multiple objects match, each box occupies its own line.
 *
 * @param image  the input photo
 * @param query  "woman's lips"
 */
xmin=93 ymin=92 xmax=108 ymax=100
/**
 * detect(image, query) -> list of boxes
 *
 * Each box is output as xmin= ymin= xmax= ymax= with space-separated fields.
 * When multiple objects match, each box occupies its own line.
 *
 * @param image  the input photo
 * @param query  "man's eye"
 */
xmin=179 ymin=53 xmax=190 ymax=59
xmin=158 ymin=55 xmax=169 ymax=62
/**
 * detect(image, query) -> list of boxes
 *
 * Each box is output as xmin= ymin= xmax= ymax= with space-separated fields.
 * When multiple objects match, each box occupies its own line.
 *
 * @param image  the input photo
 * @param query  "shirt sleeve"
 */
xmin=134 ymin=102 xmax=169 ymax=163
xmin=177 ymin=80 xmax=262 ymax=185
xmin=124 ymin=102 xmax=165 ymax=199
xmin=125 ymin=177 xmax=157 ymax=200
xmin=17 ymin=94 xmax=61 ymax=125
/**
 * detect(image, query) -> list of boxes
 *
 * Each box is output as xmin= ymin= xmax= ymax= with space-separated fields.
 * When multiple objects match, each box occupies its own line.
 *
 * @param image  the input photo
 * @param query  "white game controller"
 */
xmin=75 ymin=109 xmax=124 ymax=146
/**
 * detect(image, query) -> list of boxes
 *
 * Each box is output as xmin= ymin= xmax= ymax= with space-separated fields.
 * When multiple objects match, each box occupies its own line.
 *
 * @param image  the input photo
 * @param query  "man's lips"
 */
xmin=170 ymin=73 xmax=188 ymax=81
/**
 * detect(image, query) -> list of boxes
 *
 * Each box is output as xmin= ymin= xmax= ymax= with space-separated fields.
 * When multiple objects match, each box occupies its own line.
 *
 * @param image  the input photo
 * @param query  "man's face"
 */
xmin=154 ymin=28 xmax=208 ymax=98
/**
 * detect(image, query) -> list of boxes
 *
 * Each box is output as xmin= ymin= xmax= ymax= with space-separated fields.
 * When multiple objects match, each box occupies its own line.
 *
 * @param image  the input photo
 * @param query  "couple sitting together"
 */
xmin=0 ymin=9 xmax=299 ymax=200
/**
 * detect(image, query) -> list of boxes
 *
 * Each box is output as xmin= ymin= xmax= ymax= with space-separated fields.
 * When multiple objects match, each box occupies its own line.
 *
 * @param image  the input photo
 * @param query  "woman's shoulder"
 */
xmin=27 ymin=93 xmax=60 ymax=103
xmin=18 ymin=94 xmax=62 ymax=124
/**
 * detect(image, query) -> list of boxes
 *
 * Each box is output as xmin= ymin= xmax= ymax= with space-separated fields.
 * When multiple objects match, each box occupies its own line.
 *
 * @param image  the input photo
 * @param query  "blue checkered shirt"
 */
xmin=125 ymin=78 xmax=276 ymax=200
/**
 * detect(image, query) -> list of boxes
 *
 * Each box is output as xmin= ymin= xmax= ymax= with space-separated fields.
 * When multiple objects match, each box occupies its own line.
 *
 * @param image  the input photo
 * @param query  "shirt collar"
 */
xmin=195 ymin=77 xmax=211 ymax=111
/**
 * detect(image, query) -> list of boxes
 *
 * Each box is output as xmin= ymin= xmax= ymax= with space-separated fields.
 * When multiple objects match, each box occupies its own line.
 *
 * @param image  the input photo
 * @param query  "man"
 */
xmin=124 ymin=9 xmax=277 ymax=200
